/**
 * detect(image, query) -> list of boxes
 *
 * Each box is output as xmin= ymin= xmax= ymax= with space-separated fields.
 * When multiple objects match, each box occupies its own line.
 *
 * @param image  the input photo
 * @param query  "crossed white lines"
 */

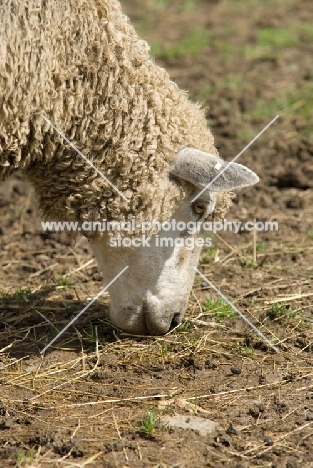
xmin=40 ymin=115 xmax=280 ymax=354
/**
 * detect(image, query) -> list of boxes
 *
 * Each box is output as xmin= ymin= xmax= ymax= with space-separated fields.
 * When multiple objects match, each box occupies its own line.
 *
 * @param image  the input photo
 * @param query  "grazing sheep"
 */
xmin=0 ymin=0 xmax=259 ymax=335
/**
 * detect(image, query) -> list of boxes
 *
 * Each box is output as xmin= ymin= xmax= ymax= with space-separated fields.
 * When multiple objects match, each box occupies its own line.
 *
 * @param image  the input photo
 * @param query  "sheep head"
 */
xmin=90 ymin=147 xmax=259 ymax=335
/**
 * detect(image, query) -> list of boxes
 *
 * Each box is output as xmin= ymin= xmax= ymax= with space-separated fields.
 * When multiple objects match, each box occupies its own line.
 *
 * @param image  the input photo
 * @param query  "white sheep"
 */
xmin=0 ymin=0 xmax=259 ymax=335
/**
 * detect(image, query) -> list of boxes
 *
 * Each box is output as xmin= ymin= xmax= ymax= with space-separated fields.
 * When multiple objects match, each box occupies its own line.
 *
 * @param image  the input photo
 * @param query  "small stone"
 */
xmin=264 ymin=437 xmax=273 ymax=446
xmin=1 ymin=415 xmax=13 ymax=429
xmin=162 ymin=415 xmax=218 ymax=436
xmin=230 ymin=366 xmax=241 ymax=375
xmin=226 ymin=423 xmax=237 ymax=435
xmin=305 ymin=412 xmax=313 ymax=421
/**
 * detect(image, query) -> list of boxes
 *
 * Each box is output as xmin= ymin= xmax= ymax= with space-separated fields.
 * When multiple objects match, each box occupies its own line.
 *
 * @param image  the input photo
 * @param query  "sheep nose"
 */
xmin=170 ymin=313 xmax=182 ymax=329
xmin=144 ymin=309 xmax=183 ymax=336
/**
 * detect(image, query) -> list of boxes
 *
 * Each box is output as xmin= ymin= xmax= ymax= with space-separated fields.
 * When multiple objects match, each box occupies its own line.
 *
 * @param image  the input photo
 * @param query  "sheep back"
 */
xmin=0 ymin=0 xmax=230 ymax=230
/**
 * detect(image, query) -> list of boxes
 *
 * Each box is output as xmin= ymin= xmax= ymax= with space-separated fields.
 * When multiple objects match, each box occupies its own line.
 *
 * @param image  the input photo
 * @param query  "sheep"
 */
xmin=0 ymin=0 xmax=259 ymax=335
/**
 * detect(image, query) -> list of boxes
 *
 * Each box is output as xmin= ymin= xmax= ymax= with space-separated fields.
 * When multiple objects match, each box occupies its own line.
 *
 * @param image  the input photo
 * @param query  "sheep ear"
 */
xmin=170 ymin=147 xmax=259 ymax=191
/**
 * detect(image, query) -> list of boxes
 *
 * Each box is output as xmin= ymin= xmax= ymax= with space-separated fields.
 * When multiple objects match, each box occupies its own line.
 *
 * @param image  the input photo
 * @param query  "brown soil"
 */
xmin=1 ymin=1 xmax=313 ymax=467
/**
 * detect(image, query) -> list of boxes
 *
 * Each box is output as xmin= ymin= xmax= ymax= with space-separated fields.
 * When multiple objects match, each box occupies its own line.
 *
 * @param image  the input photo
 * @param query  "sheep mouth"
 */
xmin=111 ymin=301 xmax=185 ymax=336
xmin=143 ymin=301 xmax=184 ymax=336
xmin=170 ymin=312 xmax=182 ymax=329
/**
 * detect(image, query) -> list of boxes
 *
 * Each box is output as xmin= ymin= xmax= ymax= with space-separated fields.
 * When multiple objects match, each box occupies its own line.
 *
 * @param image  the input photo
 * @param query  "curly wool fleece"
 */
xmin=0 ymin=0 xmax=232 ymax=233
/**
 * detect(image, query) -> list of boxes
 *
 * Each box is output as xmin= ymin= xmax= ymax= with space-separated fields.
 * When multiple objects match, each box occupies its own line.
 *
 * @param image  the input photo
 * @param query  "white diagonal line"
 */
xmin=192 ymin=115 xmax=279 ymax=202
xmin=42 ymin=115 xmax=130 ymax=203
xmin=40 ymin=266 xmax=129 ymax=354
xmin=192 ymin=267 xmax=280 ymax=353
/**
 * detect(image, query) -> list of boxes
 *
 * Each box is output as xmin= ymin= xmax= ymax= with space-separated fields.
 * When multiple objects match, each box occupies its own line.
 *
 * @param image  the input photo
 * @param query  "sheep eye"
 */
xmin=192 ymin=201 xmax=206 ymax=215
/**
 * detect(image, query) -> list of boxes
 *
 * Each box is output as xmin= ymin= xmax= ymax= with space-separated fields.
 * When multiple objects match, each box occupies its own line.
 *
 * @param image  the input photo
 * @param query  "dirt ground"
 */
xmin=1 ymin=0 xmax=313 ymax=467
